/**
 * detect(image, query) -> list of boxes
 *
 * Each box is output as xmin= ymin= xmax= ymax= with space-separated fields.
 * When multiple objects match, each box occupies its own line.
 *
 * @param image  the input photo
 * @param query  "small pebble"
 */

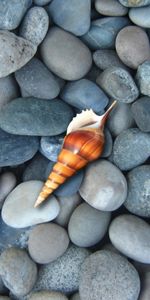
xmin=136 ymin=60 xmax=150 ymax=97
xmin=0 ymin=247 xmax=37 ymax=296
xmin=20 ymin=6 xmax=49 ymax=46
xmin=109 ymin=214 xmax=150 ymax=263
xmin=34 ymin=0 xmax=52 ymax=5
xmin=0 ymin=172 xmax=16 ymax=208
xmin=93 ymin=49 xmax=127 ymax=70
xmin=22 ymin=153 xmax=49 ymax=182
xmin=40 ymin=135 xmax=64 ymax=162
xmin=129 ymin=5 xmax=150 ymax=27
xmin=0 ymin=75 xmax=19 ymax=110
xmin=116 ymin=26 xmax=150 ymax=69
xmin=131 ymin=97 xmax=150 ymax=132
xmin=118 ymin=0 xmax=150 ymax=7
xmin=95 ymin=0 xmax=128 ymax=16
xmin=29 ymin=291 xmax=68 ymax=300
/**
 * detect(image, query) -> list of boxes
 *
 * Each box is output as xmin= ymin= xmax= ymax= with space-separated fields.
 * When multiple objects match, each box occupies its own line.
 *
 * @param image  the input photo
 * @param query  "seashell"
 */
xmin=34 ymin=100 xmax=117 ymax=207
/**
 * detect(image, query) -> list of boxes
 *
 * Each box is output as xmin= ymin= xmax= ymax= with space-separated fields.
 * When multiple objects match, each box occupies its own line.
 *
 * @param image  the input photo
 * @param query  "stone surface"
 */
xmin=0 ymin=75 xmax=19 ymax=110
xmin=1 ymin=181 xmax=60 ymax=228
xmin=124 ymin=165 xmax=150 ymax=217
xmin=68 ymin=203 xmax=111 ymax=247
xmin=93 ymin=49 xmax=126 ymax=70
xmin=97 ymin=67 xmax=139 ymax=103
xmin=40 ymin=135 xmax=64 ymax=162
xmin=139 ymin=272 xmax=150 ymax=300
xmin=22 ymin=153 xmax=49 ymax=182
xmin=20 ymin=6 xmax=49 ymax=46
xmin=0 ymin=98 xmax=74 ymax=136
xmin=0 ymin=248 xmax=37 ymax=296
xmin=129 ymin=5 xmax=150 ymax=27
xmin=48 ymin=0 xmax=91 ymax=36
xmin=29 ymin=291 xmax=68 ymax=300
xmin=28 ymin=223 xmax=69 ymax=264
xmin=61 ymin=79 xmax=109 ymax=113
xmin=34 ymin=245 xmax=90 ymax=294
xmin=112 ymin=128 xmax=150 ymax=170
xmin=0 ymin=172 xmax=16 ymax=208
xmin=0 ymin=128 xmax=39 ymax=167
xmin=101 ymin=128 xmax=113 ymax=157
xmin=0 ymin=30 xmax=37 ymax=78
xmin=15 ymin=58 xmax=60 ymax=100
xmin=79 ymin=250 xmax=140 ymax=300
xmin=109 ymin=214 xmax=150 ymax=263
xmin=40 ymin=27 xmax=92 ymax=80
xmin=131 ymin=97 xmax=150 ymax=132
xmin=95 ymin=0 xmax=128 ymax=16
xmin=116 ymin=26 xmax=150 ymax=69
xmin=136 ymin=61 xmax=150 ymax=97
xmin=34 ymin=0 xmax=52 ymax=5
xmin=79 ymin=159 xmax=127 ymax=211
xmin=118 ymin=0 xmax=150 ymax=7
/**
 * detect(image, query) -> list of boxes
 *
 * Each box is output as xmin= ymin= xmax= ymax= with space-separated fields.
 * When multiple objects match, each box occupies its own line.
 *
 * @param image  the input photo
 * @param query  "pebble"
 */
xmin=55 ymin=193 xmax=82 ymax=227
xmin=0 ymin=172 xmax=16 ymax=208
xmin=129 ymin=6 xmax=150 ymax=27
xmin=48 ymin=0 xmax=91 ymax=36
xmin=118 ymin=0 xmax=150 ymax=7
xmin=0 ymin=247 xmax=37 ymax=296
xmin=81 ymin=17 xmax=129 ymax=50
xmin=34 ymin=244 xmax=90 ymax=294
xmin=101 ymin=128 xmax=113 ymax=158
xmin=0 ymin=30 xmax=37 ymax=78
xmin=79 ymin=250 xmax=140 ymax=300
xmin=131 ymin=97 xmax=150 ymax=132
xmin=28 ymin=223 xmax=69 ymax=264
xmin=136 ymin=60 xmax=150 ymax=97
xmin=95 ymin=0 xmax=128 ymax=16
xmin=116 ymin=26 xmax=150 ymax=69
xmin=96 ymin=67 xmax=139 ymax=103
xmin=107 ymin=102 xmax=135 ymax=136
xmin=40 ymin=135 xmax=64 ymax=162
xmin=139 ymin=272 xmax=150 ymax=300
xmin=0 ymin=128 xmax=39 ymax=167
xmin=0 ymin=0 xmax=32 ymax=30
xmin=34 ymin=0 xmax=52 ymax=5
xmin=79 ymin=159 xmax=127 ymax=211
xmin=20 ymin=6 xmax=49 ymax=46
xmin=70 ymin=293 xmax=80 ymax=300
xmin=0 ymin=75 xmax=19 ymax=110
xmin=22 ymin=153 xmax=49 ymax=182
xmin=0 ymin=98 xmax=74 ymax=136
xmin=1 ymin=181 xmax=60 ymax=228
xmin=29 ymin=291 xmax=68 ymax=300
xmin=15 ymin=58 xmax=60 ymax=100
xmin=40 ymin=27 xmax=92 ymax=80
xmin=61 ymin=79 xmax=109 ymax=113
xmin=124 ymin=165 xmax=150 ymax=217
xmin=112 ymin=128 xmax=150 ymax=170
xmin=68 ymin=203 xmax=111 ymax=247
xmin=109 ymin=214 xmax=150 ymax=263
xmin=93 ymin=49 xmax=127 ymax=70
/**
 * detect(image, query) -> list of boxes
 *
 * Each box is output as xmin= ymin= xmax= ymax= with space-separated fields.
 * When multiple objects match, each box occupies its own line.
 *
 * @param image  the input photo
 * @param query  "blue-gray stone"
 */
xmin=118 ymin=0 xmax=150 ymax=7
xmin=101 ymin=128 xmax=113 ymax=158
xmin=40 ymin=135 xmax=64 ymax=162
xmin=93 ymin=49 xmax=127 ymax=70
xmin=112 ymin=128 xmax=150 ymax=171
xmin=22 ymin=153 xmax=49 ymax=182
xmin=131 ymin=97 xmax=150 ymax=132
xmin=0 ymin=75 xmax=19 ymax=110
xmin=0 ymin=128 xmax=39 ymax=167
xmin=15 ymin=58 xmax=60 ymax=100
xmin=95 ymin=0 xmax=128 ymax=16
xmin=124 ymin=165 xmax=150 ymax=217
xmin=61 ymin=79 xmax=109 ymax=113
xmin=0 ymin=0 xmax=32 ymax=30
xmin=0 ymin=98 xmax=74 ymax=136
xmin=136 ymin=60 xmax=150 ymax=97
xmin=81 ymin=17 xmax=130 ymax=50
xmin=34 ymin=0 xmax=52 ymax=5
xmin=129 ymin=5 xmax=150 ymax=27
xmin=48 ymin=0 xmax=91 ymax=36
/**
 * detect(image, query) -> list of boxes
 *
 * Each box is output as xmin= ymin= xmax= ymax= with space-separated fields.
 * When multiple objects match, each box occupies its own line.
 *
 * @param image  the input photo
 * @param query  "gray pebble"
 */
xmin=131 ymin=97 xmax=150 ymax=132
xmin=22 ymin=153 xmax=49 ymax=182
xmin=95 ymin=0 xmax=128 ymax=16
xmin=29 ymin=291 xmax=68 ymax=300
xmin=0 ymin=172 xmax=16 ymax=208
xmin=40 ymin=135 xmax=64 ymax=162
xmin=93 ymin=49 xmax=127 ymax=70
xmin=118 ymin=0 xmax=150 ymax=7
xmin=136 ymin=60 xmax=150 ymax=97
xmin=0 ymin=75 xmax=19 ymax=110
xmin=34 ymin=0 xmax=52 ymax=5
xmin=101 ymin=128 xmax=113 ymax=157
xmin=129 ymin=5 xmax=150 ymax=27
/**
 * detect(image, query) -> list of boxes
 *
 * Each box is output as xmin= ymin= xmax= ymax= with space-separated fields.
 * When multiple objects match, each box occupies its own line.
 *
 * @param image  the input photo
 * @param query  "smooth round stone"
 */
xmin=0 ymin=0 xmax=32 ymax=30
xmin=48 ymin=0 xmax=91 ymax=36
xmin=28 ymin=223 xmax=69 ymax=264
xmin=116 ymin=26 xmax=150 ymax=69
xmin=109 ymin=214 xmax=150 ymax=263
xmin=107 ymin=102 xmax=135 ymax=137
xmin=112 ymin=128 xmax=150 ymax=170
xmin=20 ymin=6 xmax=49 ymax=46
xmin=1 ymin=181 xmax=60 ymax=228
xmin=124 ymin=165 xmax=150 ymax=217
xmin=34 ymin=245 xmax=90 ymax=294
xmin=129 ymin=6 xmax=150 ymax=27
xmin=93 ymin=49 xmax=126 ymax=70
xmin=97 ymin=67 xmax=139 ymax=103
xmin=34 ymin=0 xmax=52 ymax=5
xmin=55 ymin=193 xmax=82 ymax=227
xmin=40 ymin=27 xmax=92 ymax=80
xmin=95 ymin=0 xmax=128 ymax=16
xmin=79 ymin=159 xmax=127 ymax=211
xmin=81 ymin=17 xmax=129 ymax=50
xmin=22 ymin=153 xmax=49 ymax=182
xmin=0 ymin=75 xmax=19 ymax=110
xmin=0 ymin=30 xmax=37 ymax=78
xmin=40 ymin=135 xmax=64 ymax=162
xmin=139 ymin=272 xmax=150 ymax=300
xmin=61 ymin=79 xmax=109 ymax=113
xmin=101 ymin=128 xmax=113 ymax=158
xmin=136 ymin=61 xmax=150 ymax=97
xmin=0 ymin=247 xmax=37 ymax=296
xmin=0 ymin=172 xmax=16 ymax=208
xmin=15 ymin=58 xmax=60 ymax=100
xmin=29 ymin=291 xmax=68 ymax=300
xmin=68 ymin=203 xmax=111 ymax=247
xmin=118 ymin=0 xmax=150 ymax=7
xmin=131 ymin=97 xmax=150 ymax=132
xmin=0 ymin=98 xmax=74 ymax=136
xmin=70 ymin=293 xmax=80 ymax=300
xmin=0 ymin=128 xmax=39 ymax=167
xmin=79 ymin=250 xmax=140 ymax=300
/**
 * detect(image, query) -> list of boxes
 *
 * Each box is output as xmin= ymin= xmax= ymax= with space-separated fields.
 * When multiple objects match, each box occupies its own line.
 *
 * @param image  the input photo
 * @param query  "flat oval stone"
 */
xmin=0 ymin=75 xmax=19 ymax=110
xmin=118 ymin=0 xmax=150 ymax=7
xmin=136 ymin=60 xmax=150 ymax=97
xmin=0 ymin=30 xmax=37 ymax=78
xmin=129 ymin=5 xmax=150 ymax=27
xmin=0 ymin=98 xmax=74 ymax=136
xmin=124 ymin=165 xmax=150 ymax=217
xmin=116 ymin=26 xmax=150 ymax=69
xmin=131 ymin=97 xmax=150 ymax=132
xmin=109 ymin=214 xmax=150 ymax=263
xmin=112 ymin=128 xmax=150 ymax=170
xmin=93 ymin=49 xmax=127 ymax=70
xmin=40 ymin=27 xmax=92 ymax=80
xmin=0 ymin=128 xmax=39 ymax=167
xmin=29 ymin=291 xmax=68 ymax=300
xmin=1 ymin=181 xmax=60 ymax=228
xmin=95 ymin=0 xmax=128 ymax=16
xmin=48 ymin=0 xmax=91 ymax=36
xmin=79 ymin=159 xmax=127 ymax=211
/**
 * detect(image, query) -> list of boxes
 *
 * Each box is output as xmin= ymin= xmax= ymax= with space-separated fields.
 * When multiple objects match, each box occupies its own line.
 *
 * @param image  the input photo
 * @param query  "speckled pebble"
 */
xmin=95 ymin=0 xmax=128 ymax=16
xmin=136 ymin=60 xmax=150 ymax=97
xmin=93 ymin=49 xmax=127 ymax=70
xmin=131 ymin=97 xmax=150 ymax=132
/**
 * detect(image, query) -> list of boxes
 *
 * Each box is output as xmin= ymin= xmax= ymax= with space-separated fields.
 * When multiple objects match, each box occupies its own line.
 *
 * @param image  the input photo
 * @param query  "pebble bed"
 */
xmin=0 ymin=0 xmax=149 ymax=300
